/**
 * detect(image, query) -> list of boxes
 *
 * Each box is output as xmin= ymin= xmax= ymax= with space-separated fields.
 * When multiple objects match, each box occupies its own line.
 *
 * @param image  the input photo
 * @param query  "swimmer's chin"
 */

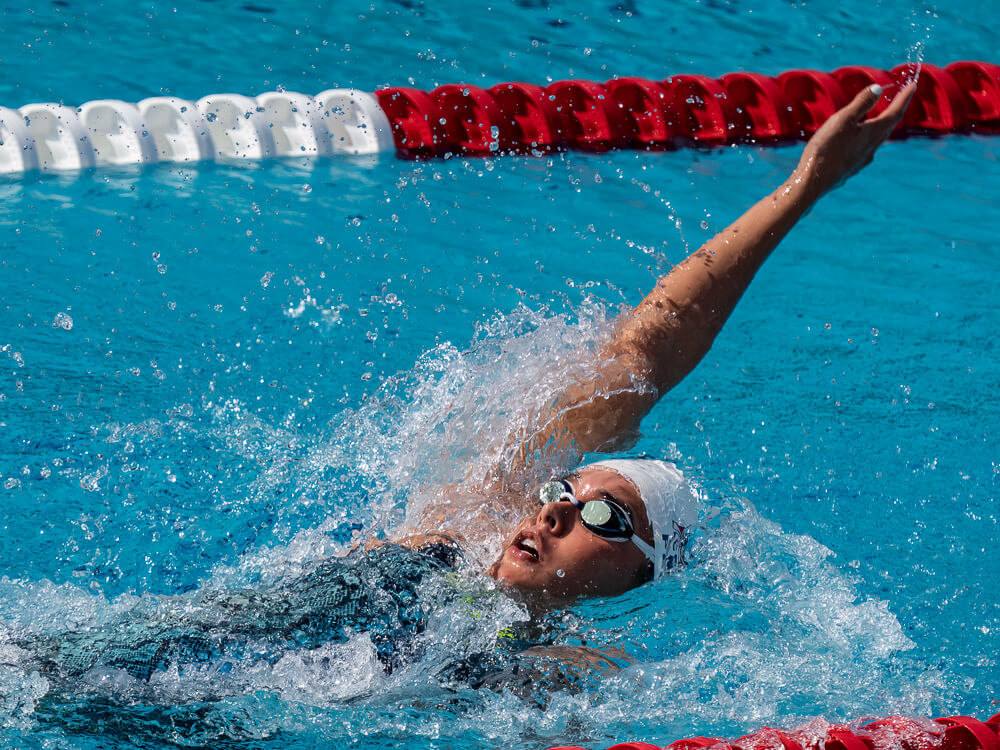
xmin=487 ymin=557 xmax=581 ymax=608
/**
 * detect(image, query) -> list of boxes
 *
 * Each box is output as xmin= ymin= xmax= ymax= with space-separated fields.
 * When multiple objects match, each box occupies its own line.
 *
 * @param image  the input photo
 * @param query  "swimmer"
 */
xmin=389 ymin=82 xmax=917 ymax=603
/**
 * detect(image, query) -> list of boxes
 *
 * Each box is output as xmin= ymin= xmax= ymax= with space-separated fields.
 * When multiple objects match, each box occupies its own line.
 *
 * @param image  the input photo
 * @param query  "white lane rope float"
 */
xmin=0 ymin=89 xmax=393 ymax=174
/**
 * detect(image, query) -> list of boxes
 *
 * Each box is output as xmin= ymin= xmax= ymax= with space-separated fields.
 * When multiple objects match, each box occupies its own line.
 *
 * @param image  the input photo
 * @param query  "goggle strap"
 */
xmin=558 ymin=480 xmax=585 ymax=510
xmin=630 ymin=534 xmax=657 ymax=565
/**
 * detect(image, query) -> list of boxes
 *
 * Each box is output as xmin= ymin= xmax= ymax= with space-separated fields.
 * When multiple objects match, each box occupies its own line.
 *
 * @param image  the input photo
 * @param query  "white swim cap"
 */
xmin=584 ymin=459 xmax=700 ymax=579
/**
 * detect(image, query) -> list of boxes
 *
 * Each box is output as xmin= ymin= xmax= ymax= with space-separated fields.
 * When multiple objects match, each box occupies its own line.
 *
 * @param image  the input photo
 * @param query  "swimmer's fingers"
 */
xmin=851 ymin=83 xmax=916 ymax=169
xmin=843 ymin=83 xmax=888 ymax=124
xmin=865 ymin=82 xmax=917 ymax=136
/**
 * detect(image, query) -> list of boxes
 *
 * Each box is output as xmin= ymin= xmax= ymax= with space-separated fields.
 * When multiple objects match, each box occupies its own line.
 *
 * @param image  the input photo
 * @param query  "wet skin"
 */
xmin=488 ymin=467 xmax=655 ymax=600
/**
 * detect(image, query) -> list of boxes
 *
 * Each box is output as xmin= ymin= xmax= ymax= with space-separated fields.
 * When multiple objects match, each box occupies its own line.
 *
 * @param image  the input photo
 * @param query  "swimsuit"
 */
xmin=28 ymin=543 xmax=459 ymax=682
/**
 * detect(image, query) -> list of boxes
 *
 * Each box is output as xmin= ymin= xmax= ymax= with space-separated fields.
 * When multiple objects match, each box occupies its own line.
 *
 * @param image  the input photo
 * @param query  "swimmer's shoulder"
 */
xmin=368 ymin=531 xmax=463 ymax=568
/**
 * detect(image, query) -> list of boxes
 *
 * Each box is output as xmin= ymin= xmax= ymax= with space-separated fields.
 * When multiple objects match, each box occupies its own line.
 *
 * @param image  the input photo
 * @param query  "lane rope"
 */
xmin=0 ymin=62 xmax=997 ymax=173
xmin=547 ymin=712 xmax=1000 ymax=750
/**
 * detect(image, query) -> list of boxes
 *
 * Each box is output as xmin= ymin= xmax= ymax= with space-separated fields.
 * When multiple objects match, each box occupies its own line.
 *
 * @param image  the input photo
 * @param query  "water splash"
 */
xmin=902 ymin=3 xmax=938 ymax=78
xmin=305 ymin=298 xmax=636 ymax=567
xmin=0 ymin=301 xmax=957 ymax=745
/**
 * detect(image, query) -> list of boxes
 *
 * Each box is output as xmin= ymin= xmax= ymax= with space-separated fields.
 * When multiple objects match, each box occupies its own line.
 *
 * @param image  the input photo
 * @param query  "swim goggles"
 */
xmin=538 ymin=479 xmax=656 ymax=564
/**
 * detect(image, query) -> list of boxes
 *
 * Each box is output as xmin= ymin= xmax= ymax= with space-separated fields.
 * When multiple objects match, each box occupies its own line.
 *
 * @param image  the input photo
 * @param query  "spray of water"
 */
xmin=0 ymin=295 xmax=957 ymax=746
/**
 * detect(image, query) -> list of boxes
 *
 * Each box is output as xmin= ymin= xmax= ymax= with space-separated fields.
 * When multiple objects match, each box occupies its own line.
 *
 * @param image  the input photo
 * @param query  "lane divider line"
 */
xmin=0 ymin=62 xmax=997 ymax=174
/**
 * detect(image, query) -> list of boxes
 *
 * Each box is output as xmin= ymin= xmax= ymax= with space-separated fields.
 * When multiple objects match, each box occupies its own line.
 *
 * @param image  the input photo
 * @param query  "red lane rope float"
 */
xmin=547 ymin=713 xmax=1000 ymax=750
xmin=374 ymin=61 xmax=1000 ymax=159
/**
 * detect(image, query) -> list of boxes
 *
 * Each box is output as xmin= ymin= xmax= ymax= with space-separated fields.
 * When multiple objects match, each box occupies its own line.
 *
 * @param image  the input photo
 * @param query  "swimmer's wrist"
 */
xmin=793 ymin=146 xmax=850 ymax=202
xmin=781 ymin=167 xmax=824 ymax=209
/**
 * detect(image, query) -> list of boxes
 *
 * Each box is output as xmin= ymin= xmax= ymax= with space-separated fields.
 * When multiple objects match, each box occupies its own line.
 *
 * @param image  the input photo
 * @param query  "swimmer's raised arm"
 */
xmin=509 ymin=83 xmax=916 ymax=467
xmin=615 ymin=83 xmax=916 ymax=390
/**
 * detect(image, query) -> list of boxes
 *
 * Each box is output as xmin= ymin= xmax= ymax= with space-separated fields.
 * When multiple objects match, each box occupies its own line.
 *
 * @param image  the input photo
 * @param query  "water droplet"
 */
xmin=80 ymin=467 xmax=106 ymax=492
xmin=52 ymin=312 xmax=73 ymax=330
xmin=556 ymin=569 xmax=565 ymax=578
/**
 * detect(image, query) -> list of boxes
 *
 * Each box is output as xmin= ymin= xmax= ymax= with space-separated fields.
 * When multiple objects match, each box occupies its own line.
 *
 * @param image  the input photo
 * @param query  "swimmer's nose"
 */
xmin=538 ymin=501 xmax=572 ymax=537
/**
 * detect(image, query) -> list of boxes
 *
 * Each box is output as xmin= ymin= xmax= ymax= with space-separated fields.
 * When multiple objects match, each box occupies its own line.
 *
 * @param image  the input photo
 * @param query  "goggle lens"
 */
xmin=539 ymin=480 xmax=568 ymax=505
xmin=580 ymin=499 xmax=612 ymax=527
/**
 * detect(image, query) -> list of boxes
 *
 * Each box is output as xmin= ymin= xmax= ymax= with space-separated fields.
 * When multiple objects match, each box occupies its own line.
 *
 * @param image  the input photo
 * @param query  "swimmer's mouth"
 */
xmin=512 ymin=533 xmax=541 ymax=561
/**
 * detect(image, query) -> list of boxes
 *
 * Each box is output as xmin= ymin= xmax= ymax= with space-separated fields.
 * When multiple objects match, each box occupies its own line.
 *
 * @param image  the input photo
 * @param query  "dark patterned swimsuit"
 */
xmin=29 ymin=543 xmax=460 ymax=682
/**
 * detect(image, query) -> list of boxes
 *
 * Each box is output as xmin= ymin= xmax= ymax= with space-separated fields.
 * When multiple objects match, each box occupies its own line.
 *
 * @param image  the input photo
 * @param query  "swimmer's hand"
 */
xmin=796 ymin=82 xmax=916 ymax=198
xmin=521 ymin=644 xmax=630 ymax=675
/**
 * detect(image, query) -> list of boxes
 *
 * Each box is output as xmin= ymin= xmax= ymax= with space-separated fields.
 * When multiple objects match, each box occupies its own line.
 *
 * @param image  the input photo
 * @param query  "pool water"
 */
xmin=1 ymin=1 xmax=999 ymax=749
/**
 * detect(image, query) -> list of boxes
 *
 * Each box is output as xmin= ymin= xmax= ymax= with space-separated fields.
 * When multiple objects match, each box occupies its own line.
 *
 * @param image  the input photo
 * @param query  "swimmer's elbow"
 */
xmin=614 ymin=305 xmax=720 ymax=394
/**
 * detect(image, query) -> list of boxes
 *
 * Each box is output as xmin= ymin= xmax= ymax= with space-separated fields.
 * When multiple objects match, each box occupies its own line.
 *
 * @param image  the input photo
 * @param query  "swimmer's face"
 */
xmin=489 ymin=467 xmax=654 ymax=600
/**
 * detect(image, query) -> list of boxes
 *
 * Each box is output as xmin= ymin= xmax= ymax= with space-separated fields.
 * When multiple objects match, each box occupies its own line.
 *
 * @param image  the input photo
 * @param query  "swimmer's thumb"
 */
xmin=845 ymin=83 xmax=884 ymax=121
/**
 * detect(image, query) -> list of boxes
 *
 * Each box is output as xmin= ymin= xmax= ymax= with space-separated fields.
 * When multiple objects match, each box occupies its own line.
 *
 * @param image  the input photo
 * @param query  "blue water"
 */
xmin=1 ymin=1 xmax=999 ymax=749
